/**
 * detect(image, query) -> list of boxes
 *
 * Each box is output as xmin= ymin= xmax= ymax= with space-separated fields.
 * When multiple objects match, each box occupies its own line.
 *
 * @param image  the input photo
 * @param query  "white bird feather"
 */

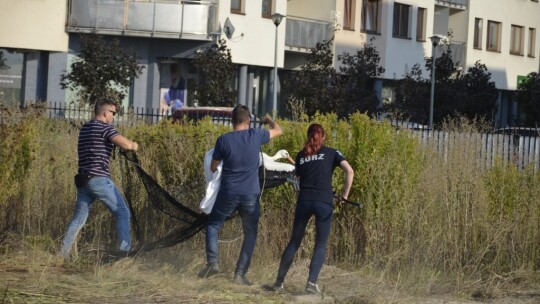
xmin=259 ymin=149 xmax=295 ymax=172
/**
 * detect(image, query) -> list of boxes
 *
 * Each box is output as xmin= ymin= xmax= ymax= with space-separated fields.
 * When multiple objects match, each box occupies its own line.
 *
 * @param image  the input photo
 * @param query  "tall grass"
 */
xmin=1 ymin=105 xmax=540 ymax=293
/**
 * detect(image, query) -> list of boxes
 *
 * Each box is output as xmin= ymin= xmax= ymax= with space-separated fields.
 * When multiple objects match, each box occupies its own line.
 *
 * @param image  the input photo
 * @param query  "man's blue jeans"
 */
xmin=60 ymin=176 xmax=131 ymax=257
xmin=205 ymin=192 xmax=260 ymax=275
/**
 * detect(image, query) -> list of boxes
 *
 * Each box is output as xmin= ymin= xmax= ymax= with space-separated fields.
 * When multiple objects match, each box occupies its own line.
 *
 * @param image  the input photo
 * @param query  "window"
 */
xmin=486 ymin=20 xmax=501 ymax=52
xmin=393 ymin=3 xmax=411 ymax=38
xmin=231 ymin=0 xmax=242 ymax=14
xmin=343 ymin=0 xmax=355 ymax=30
xmin=510 ymin=25 xmax=524 ymax=55
xmin=473 ymin=18 xmax=483 ymax=49
xmin=416 ymin=7 xmax=426 ymax=41
xmin=362 ymin=0 xmax=381 ymax=33
xmin=262 ymin=0 xmax=272 ymax=18
xmin=528 ymin=28 xmax=536 ymax=57
xmin=0 ymin=49 xmax=24 ymax=105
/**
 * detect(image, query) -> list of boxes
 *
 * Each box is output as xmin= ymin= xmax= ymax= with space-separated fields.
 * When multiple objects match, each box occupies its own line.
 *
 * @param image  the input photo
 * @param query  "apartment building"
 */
xmin=285 ymin=0 xmax=540 ymax=126
xmin=0 ymin=0 xmax=69 ymax=104
xmin=0 ymin=0 xmax=287 ymax=117
xmin=0 ymin=0 xmax=539 ymax=125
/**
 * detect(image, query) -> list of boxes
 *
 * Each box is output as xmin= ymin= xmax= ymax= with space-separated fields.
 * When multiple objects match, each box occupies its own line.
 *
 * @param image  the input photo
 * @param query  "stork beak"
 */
xmin=286 ymin=156 xmax=295 ymax=165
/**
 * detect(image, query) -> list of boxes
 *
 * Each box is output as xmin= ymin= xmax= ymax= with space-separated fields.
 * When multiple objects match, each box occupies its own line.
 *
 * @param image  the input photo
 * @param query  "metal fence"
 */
xmin=23 ymin=102 xmax=540 ymax=172
xmin=45 ymin=102 xmax=173 ymax=126
xmin=42 ymin=102 xmax=261 ymax=127
xmin=409 ymin=129 xmax=540 ymax=172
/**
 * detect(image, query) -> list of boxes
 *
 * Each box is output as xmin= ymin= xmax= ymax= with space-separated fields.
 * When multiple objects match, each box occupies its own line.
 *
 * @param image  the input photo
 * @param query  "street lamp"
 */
xmin=271 ymin=13 xmax=285 ymax=118
xmin=429 ymin=34 xmax=444 ymax=129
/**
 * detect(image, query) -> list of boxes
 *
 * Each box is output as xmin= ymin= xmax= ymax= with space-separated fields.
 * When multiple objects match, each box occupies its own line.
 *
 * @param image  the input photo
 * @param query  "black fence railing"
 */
xmin=44 ymin=102 xmax=173 ymax=126
xmin=38 ymin=102 xmax=264 ymax=128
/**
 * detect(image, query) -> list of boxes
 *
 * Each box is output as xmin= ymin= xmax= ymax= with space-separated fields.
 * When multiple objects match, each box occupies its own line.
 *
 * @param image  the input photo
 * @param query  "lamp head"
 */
xmin=271 ymin=13 xmax=285 ymax=26
xmin=429 ymin=34 xmax=446 ymax=47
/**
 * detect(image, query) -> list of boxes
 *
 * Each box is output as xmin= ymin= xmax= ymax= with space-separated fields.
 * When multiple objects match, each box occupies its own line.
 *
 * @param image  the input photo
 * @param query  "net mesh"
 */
xmin=118 ymin=151 xmax=296 ymax=255
xmin=119 ymin=151 xmax=207 ymax=254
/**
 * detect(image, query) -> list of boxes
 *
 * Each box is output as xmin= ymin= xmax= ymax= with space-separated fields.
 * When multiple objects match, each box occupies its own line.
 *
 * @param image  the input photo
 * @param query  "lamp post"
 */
xmin=271 ymin=13 xmax=285 ymax=118
xmin=429 ymin=35 xmax=443 ymax=130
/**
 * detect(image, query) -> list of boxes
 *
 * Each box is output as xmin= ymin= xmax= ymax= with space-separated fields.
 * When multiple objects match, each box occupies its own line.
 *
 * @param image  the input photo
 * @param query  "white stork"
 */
xmin=259 ymin=149 xmax=295 ymax=171
xmin=200 ymin=148 xmax=296 ymax=214
xmin=259 ymin=150 xmax=296 ymax=189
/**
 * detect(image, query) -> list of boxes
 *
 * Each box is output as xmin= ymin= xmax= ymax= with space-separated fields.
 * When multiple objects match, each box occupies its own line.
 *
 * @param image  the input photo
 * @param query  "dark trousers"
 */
xmin=276 ymin=199 xmax=333 ymax=284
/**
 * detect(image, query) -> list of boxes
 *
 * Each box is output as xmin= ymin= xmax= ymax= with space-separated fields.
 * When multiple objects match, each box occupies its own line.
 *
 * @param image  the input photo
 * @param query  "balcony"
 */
xmin=436 ymin=41 xmax=466 ymax=69
xmin=435 ymin=0 xmax=468 ymax=10
xmin=67 ymin=0 xmax=218 ymax=40
xmin=285 ymin=16 xmax=332 ymax=52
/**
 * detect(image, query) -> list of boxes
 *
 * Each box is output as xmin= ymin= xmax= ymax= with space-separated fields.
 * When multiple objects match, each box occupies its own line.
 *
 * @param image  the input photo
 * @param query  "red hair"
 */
xmin=303 ymin=123 xmax=325 ymax=156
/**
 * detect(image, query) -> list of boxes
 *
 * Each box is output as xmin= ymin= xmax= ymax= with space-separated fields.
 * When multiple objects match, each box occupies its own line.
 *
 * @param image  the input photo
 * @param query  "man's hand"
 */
xmin=261 ymin=115 xmax=282 ymax=139
xmin=262 ymin=116 xmax=273 ymax=125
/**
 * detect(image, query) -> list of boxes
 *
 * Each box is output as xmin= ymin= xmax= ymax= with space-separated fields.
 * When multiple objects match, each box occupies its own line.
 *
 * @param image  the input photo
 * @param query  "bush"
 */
xmin=1 ymin=106 xmax=540 ymax=287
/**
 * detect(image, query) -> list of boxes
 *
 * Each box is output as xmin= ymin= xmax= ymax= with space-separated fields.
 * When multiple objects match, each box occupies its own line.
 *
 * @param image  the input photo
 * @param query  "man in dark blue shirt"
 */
xmin=198 ymin=105 xmax=283 ymax=285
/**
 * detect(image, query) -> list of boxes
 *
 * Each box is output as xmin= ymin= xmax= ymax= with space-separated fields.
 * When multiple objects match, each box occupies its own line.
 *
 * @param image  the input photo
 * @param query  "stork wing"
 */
xmin=259 ymin=167 xmax=296 ymax=189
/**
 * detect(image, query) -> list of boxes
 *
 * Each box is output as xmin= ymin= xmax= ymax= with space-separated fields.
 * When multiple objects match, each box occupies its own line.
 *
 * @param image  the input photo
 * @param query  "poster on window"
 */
xmin=0 ymin=49 xmax=24 ymax=105
xmin=159 ymin=62 xmax=187 ymax=115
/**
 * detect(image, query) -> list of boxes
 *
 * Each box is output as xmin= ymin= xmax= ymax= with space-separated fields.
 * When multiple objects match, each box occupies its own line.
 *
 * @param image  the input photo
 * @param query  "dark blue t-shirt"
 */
xmin=213 ymin=128 xmax=270 ymax=195
xmin=295 ymin=146 xmax=346 ymax=203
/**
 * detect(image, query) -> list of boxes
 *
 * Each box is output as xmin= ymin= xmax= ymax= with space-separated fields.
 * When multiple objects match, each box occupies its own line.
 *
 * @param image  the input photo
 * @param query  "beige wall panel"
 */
xmin=0 ymin=0 xmax=69 ymax=52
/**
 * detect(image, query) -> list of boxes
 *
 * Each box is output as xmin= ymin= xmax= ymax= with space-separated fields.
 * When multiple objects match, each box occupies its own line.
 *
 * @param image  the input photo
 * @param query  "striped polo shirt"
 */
xmin=78 ymin=120 xmax=119 ymax=177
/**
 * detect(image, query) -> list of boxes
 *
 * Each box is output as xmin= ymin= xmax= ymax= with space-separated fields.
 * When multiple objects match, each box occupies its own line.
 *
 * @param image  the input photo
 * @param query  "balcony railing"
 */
xmin=67 ymin=0 xmax=218 ymax=40
xmin=436 ymin=41 xmax=466 ymax=68
xmin=285 ymin=16 xmax=332 ymax=51
xmin=435 ymin=0 xmax=468 ymax=9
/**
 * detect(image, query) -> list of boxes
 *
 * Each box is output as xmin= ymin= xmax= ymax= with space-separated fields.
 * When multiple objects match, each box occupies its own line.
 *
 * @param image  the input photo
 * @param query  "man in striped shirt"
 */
xmin=60 ymin=98 xmax=139 ymax=258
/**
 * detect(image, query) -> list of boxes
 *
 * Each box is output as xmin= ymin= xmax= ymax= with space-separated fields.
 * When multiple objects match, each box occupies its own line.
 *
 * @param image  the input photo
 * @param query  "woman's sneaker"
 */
xmin=270 ymin=282 xmax=284 ymax=291
xmin=305 ymin=281 xmax=321 ymax=294
xmin=262 ymin=282 xmax=284 ymax=292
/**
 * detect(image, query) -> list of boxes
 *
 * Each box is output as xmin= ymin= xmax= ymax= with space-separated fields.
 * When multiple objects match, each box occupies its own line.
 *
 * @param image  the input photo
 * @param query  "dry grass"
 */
xmin=2 ymin=237 xmax=540 ymax=303
xmin=1 ymin=107 xmax=540 ymax=303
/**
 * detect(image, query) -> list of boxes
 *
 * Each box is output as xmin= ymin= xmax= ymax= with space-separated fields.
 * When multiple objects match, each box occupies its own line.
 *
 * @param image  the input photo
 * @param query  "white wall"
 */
xmin=333 ymin=0 xmax=368 ymax=61
xmin=466 ymin=0 xmax=540 ymax=90
xmin=0 ymin=0 xmax=69 ymax=52
xmin=217 ymin=0 xmax=287 ymax=68
xmin=377 ymin=0 xmax=433 ymax=80
xmin=287 ymin=0 xmax=335 ymax=21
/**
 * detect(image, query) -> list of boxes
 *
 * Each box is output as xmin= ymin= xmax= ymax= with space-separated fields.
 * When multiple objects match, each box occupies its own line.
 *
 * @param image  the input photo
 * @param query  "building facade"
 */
xmin=0 ymin=0 xmax=539 ymax=125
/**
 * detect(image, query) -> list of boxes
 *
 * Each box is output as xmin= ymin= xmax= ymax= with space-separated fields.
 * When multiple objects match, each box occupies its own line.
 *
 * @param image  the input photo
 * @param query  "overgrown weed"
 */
xmin=1 ymin=106 xmax=540 ymax=301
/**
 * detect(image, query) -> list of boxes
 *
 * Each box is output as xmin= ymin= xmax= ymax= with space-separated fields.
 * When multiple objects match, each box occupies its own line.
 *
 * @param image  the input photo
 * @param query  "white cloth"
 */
xmin=199 ymin=148 xmax=222 ymax=214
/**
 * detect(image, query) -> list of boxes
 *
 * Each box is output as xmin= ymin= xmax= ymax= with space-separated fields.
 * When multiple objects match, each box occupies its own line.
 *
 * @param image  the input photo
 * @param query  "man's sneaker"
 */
xmin=305 ymin=281 xmax=321 ymax=294
xmin=197 ymin=264 xmax=220 ymax=278
xmin=233 ymin=273 xmax=252 ymax=286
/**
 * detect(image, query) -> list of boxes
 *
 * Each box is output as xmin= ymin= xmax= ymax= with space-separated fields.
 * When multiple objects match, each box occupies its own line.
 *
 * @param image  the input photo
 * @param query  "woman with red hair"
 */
xmin=270 ymin=123 xmax=354 ymax=294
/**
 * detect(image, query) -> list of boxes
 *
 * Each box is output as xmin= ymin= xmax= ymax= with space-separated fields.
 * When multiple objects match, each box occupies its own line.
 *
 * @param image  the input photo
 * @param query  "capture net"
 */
xmin=259 ymin=166 xmax=297 ymax=190
xmin=119 ymin=151 xmax=207 ymax=254
xmin=117 ymin=150 xmax=296 ymax=255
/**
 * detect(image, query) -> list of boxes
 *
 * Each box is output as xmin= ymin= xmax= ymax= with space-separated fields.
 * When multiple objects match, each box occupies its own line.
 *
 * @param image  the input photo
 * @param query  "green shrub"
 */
xmin=2 ymin=106 xmax=540 ymax=287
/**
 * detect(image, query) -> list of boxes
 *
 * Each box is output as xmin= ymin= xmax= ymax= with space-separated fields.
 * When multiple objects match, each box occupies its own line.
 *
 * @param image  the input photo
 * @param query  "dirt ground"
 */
xmin=1 ymin=246 xmax=540 ymax=304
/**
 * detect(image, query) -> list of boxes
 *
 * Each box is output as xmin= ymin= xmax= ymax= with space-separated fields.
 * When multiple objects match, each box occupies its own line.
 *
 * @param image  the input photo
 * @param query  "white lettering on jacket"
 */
xmin=299 ymin=153 xmax=325 ymax=165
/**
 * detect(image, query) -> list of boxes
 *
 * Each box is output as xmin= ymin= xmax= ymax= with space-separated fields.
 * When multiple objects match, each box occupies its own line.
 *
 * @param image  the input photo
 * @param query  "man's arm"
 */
xmin=210 ymin=159 xmax=221 ymax=173
xmin=111 ymin=135 xmax=138 ymax=151
xmin=262 ymin=116 xmax=283 ymax=139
